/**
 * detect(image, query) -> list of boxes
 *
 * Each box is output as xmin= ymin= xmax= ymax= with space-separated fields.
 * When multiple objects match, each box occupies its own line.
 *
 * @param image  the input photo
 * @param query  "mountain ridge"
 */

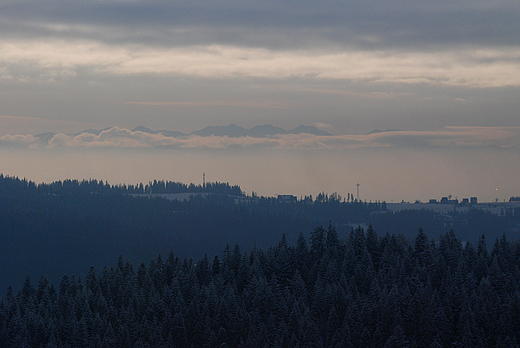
xmin=190 ymin=124 xmax=331 ymax=137
xmin=67 ymin=124 xmax=332 ymax=138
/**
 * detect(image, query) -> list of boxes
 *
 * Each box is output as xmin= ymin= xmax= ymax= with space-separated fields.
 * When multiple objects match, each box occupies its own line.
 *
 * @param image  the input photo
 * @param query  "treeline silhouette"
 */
xmin=0 ymin=174 xmax=242 ymax=196
xmin=2 ymin=226 xmax=520 ymax=347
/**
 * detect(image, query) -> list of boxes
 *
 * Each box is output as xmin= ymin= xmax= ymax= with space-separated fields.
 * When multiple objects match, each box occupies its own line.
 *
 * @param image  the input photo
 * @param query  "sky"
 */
xmin=1 ymin=0 xmax=519 ymax=202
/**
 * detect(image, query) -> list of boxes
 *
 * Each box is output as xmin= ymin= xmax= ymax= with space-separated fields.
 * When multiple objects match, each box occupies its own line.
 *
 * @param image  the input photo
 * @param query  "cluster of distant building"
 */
xmin=428 ymin=197 xmax=478 ymax=205
xmin=277 ymin=194 xmax=298 ymax=203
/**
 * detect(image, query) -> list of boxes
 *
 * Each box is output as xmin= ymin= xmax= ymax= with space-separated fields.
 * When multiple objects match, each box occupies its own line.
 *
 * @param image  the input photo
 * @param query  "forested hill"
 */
xmin=0 ymin=175 xmax=313 ymax=291
xmin=1 ymin=174 xmax=519 ymax=292
xmin=2 ymin=227 xmax=520 ymax=347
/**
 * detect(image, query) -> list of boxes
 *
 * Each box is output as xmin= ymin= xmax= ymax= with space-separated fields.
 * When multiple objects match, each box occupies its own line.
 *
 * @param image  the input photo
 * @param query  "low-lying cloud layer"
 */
xmin=2 ymin=126 xmax=519 ymax=150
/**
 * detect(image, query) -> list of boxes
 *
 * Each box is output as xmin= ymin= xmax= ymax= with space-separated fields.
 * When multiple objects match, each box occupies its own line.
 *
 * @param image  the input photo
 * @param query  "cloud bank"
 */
xmin=2 ymin=0 xmax=519 ymax=50
xmin=1 ymin=40 xmax=520 ymax=88
xmin=2 ymin=126 xmax=519 ymax=150
xmin=0 ymin=0 xmax=519 ymax=88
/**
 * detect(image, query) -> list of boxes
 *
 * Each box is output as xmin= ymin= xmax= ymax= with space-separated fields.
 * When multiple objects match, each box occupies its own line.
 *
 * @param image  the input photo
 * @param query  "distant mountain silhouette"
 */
xmin=191 ymin=124 xmax=250 ymax=137
xmin=60 ymin=124 xmax=331 ymax=140
xmin=69 ymin=126 xmax=188 ymax=138
xmin=289 ymin=125 xmax=331 ymax=136
xmin=191 ymin=124 xmax=331 ymax=137
xmin=366 ymin=129 xmax=402 ymax=135
xmin=249 ymin=124 xmax=288 ymax=137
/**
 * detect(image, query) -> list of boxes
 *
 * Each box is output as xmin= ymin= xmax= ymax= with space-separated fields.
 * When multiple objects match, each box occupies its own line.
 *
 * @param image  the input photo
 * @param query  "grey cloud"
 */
xmin=1 ymin=0 xmax=518 ymax=50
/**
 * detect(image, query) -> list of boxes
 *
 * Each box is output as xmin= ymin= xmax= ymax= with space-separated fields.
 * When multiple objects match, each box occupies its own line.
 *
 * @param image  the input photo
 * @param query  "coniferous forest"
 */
xmin=2 ymin=226 xmax=520 ymax=347
xmin=2 ymin=174 xmax=520 ymax=347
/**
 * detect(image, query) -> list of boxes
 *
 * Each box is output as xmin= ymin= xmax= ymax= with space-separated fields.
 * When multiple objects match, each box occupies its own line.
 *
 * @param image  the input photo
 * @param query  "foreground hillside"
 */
xmin=2 ymin=227 xmax=519 ymax=347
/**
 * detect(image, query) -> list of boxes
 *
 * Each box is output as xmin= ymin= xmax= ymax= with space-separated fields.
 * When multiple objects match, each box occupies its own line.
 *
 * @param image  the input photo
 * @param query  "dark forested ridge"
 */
xmin=2 ymin=226 xmax=520 ymax=347
xmin=0 ymin=175 xmax=314 ymax=291
xmin=1 ymin=174 xmax=520 ymax=292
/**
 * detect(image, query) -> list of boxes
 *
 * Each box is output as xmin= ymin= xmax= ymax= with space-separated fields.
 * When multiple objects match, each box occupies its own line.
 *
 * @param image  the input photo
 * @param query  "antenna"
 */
xmin=356 ymin=183 xmax=360 ymax=201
